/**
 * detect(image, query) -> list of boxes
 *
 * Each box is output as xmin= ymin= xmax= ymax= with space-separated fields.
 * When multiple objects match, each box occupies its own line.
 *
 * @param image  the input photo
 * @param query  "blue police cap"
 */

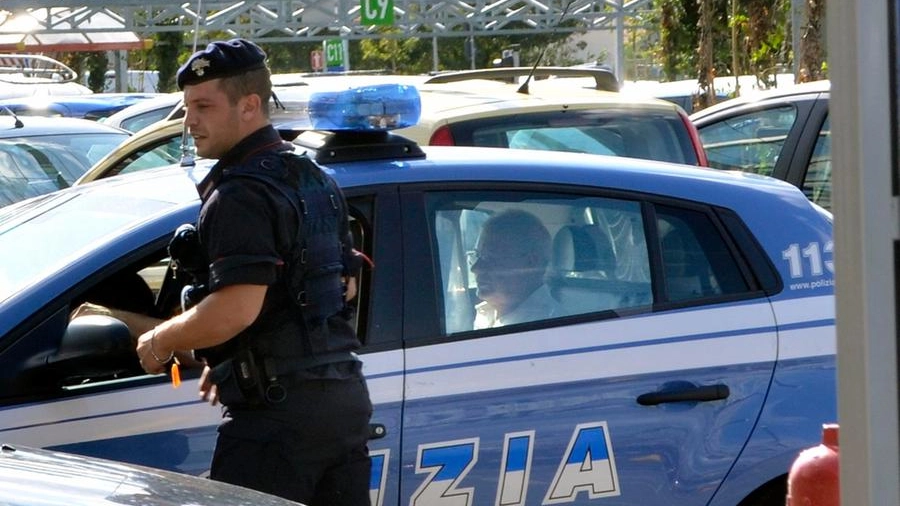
xmin=177 ymin=38 xmax=267 ymax=90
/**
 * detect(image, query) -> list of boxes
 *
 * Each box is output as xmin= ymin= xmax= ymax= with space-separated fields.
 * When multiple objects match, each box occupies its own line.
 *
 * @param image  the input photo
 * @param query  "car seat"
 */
xmin=549 ymin=224 xmax=620 ymax=315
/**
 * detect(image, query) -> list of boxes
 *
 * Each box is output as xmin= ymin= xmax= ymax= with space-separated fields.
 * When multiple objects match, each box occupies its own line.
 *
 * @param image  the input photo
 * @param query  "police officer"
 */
xmin=134 ymin=38 xmax=372 ymax=505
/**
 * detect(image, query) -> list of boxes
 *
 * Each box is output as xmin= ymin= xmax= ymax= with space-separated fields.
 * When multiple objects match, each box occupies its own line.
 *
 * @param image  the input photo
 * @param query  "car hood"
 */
xmin=0 ymin=444 xmax=301 ymax=506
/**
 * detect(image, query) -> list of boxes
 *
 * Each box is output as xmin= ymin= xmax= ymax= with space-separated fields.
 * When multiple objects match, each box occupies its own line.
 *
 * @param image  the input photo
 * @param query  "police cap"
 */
xmin=176 ymin=38 xmax=267 ymax=90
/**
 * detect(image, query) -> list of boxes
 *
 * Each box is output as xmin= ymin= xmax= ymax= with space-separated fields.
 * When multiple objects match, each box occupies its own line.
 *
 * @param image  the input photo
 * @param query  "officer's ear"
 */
xmin=240 ymin=93 xmax=263 ymax=117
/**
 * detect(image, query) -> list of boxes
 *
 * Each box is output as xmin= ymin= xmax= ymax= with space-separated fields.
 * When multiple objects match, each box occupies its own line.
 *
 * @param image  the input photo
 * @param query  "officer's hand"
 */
xmin=199 ymin=365 xmax=219 ymax=406
xmin=136 ymin=329 xmax=170 ymax=375
xmin=344 ymin=276 xmax=357 ymax=301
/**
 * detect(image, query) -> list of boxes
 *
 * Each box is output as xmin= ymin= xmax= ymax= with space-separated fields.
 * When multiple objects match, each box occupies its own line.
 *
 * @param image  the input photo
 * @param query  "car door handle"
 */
xmin=369 ymin=423 xmax=387 ymax=440
xmin=636 ymin=384 xmax=730 ymax=406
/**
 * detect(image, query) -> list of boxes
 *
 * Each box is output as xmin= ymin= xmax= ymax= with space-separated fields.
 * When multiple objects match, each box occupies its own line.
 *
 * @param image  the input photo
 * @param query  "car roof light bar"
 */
xmin=307 ymin=83 xmax=422 ymax=131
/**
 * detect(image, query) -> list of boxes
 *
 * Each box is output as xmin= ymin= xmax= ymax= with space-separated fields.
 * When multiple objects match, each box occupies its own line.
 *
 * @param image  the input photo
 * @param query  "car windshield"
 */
xmin=0 ymin=190 xmax=174 ymax=303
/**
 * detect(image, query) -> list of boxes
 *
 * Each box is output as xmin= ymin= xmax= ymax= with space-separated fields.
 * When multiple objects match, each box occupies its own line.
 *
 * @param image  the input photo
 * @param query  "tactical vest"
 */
xmin=196 ymin=150 xmax=360 ymax=372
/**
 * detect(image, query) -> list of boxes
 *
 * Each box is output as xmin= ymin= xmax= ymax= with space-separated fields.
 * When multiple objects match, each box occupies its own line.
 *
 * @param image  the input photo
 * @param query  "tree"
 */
xmin=151 ymin=28 xmax=185 ymax=92
xmin=697 ymin=0 xmax=716 ymax=108
xmin=799 ymin=0 xmax=826 ymax=81
xmin=85 ymin=51 xmax=109 ymax=92
xmin=656 ymin=0 xmax=699 ymax=80
xmin=745 ymin=0 xmax=789 ymax=88
xmin=358 ymin=29 xmax=433 ymax=73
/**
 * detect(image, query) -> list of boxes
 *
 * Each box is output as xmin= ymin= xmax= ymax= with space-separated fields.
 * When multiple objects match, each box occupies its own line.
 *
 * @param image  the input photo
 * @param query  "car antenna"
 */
xmin=517 ymin=0 xmax=575 ymax=95
xmin=1 ymin=107 xmax=24 ymax=128
xmin=180 ymin=0 xmax=203 ymax=168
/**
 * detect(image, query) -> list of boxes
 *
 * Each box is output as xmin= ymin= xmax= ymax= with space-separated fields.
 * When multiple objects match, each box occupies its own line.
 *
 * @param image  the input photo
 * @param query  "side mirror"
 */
xmin=49 ymin=315 xmax=139 ymax=383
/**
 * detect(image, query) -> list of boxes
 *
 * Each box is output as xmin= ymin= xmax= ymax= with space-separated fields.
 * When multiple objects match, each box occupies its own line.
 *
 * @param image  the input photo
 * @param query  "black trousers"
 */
xmin=209 ymin=373 xmax=372 ymax=506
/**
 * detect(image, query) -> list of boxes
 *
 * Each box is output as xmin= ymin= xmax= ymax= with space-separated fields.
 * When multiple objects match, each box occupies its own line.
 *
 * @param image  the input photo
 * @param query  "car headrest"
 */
xmin=552 ymin=225 xmax=616 ymax=275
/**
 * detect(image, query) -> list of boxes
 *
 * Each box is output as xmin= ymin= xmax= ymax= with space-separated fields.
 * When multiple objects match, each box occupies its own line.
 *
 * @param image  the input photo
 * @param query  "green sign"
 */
xmin=361 ymin=0 xmax=394 ymax=26
xmin=324 ymin=39 xmax=344 ymax=69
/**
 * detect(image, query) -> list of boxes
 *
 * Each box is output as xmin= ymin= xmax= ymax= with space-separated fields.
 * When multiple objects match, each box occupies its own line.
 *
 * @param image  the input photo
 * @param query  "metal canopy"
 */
xmin=0 ymin=8 xmax=148 ymax=52
xmin=0 ymin=0 xmax=652 ymax=43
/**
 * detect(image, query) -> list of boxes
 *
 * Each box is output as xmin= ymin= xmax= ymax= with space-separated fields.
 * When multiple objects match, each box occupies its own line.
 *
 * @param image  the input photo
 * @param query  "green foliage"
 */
xmin=152 ymin=28 xmax=185 ymax=92
xmin=654 ymin=0 xmax=701 ymax=80
xmin=357 ymin=29 xmax=433 ymax=73
xmin=85 ymin=52 xmax=108 ymax=92
xmin=258 ymin=41 xmax=324 ymax=73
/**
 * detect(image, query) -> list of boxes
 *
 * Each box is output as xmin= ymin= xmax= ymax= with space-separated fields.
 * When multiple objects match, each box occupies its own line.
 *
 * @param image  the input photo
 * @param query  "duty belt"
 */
xmin=263 ymin=351 xmax=359 ymax=377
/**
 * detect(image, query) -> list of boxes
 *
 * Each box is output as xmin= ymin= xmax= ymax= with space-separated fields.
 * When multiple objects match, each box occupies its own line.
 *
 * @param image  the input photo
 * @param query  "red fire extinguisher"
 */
xmin=786 ymin=423 xmax=840 ymax=505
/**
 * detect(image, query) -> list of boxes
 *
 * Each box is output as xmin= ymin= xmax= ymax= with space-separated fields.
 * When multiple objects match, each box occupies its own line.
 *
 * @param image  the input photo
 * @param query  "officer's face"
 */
xmin=183 ymin=79 xmax=245 ymax=159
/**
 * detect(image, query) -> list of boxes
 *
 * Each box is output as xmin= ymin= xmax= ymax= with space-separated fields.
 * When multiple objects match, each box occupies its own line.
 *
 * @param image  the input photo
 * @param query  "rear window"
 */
xmin=446 ymin=109 xmax=700 ymax=165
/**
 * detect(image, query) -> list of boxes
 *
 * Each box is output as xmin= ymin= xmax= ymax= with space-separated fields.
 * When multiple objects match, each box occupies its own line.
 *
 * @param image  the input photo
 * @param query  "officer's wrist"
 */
xmin=149 ymin=327 xmax=175 ymax=364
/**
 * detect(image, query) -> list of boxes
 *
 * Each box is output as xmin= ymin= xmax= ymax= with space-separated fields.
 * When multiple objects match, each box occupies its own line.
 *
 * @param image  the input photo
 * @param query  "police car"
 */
xmin=0 ymin=85 xmax=834 ymax=506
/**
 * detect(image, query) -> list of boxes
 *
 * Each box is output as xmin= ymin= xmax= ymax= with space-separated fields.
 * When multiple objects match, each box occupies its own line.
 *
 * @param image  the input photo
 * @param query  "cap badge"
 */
xmin=191 ymin=58 xmax=211 ymax=76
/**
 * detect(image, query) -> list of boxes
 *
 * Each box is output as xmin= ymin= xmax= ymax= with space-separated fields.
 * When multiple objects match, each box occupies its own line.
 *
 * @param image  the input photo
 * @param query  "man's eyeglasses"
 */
xmin=466 ymin=249 xmax=502 ymax=267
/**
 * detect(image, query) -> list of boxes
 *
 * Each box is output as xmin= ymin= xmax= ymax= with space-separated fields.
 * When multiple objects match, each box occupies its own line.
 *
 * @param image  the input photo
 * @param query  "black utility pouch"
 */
xmin=210 ymin=351 xmax=266 ymax=406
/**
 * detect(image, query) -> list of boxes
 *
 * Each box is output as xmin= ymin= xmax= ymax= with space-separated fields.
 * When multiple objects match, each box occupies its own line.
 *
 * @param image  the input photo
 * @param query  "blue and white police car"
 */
xmin=0 ymin=85 xmax=834 ymax=506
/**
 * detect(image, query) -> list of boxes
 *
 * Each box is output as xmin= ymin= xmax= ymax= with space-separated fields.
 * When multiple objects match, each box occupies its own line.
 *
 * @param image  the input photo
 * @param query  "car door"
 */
xmin=695 ymin=94 xmax=819 ymax=181
xmin=0 ymin=202 xmax=223 ymax=475
xmin=781 ymin=97 xmax=831 ymax=210
xmin=0 ymin=186 xmax=406 ymax=499
xmin=395 ymin=184 xmax=779 ymax=505
xmin=343 ymin=188 xmax=407 ymax=506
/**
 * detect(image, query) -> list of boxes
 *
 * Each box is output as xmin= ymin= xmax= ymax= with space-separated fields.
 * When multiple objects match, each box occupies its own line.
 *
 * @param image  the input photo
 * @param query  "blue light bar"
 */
xmin=307 ymin=83 xmax=421 ymax=131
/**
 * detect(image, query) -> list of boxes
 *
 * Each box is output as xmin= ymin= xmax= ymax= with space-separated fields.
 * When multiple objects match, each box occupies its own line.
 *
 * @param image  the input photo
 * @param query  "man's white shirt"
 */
xmin=474 ymin=284 xmax=563 ymax=329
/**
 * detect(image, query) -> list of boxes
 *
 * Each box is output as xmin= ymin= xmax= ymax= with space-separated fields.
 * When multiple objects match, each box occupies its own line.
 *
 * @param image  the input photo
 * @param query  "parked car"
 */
xmin=1 ymin=85 xmax=834 ymax=506
xmin=0 ymin=93 xmax=162 ymax=120
xmin=0 ymin=114 xmax=130 ymax=206
xmin=400 ymin=67 xmax=707 ymax=166
xmin=101 ymin=92 xmax=184 ymax=132
xmin=79 ymin=68 xmax=706 ymax=184
xmin=690 ymin=80 xmax=831 ymax=209
xmin=621 ymin=79 xmax=731 ymax=114
xmin=0 ymin=443 xmax=301 ymax=506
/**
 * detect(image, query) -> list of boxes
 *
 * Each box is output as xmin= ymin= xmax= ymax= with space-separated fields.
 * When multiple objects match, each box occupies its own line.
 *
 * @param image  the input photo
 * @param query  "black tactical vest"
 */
xmin=196 ymin=150 xmax=360 ymax=371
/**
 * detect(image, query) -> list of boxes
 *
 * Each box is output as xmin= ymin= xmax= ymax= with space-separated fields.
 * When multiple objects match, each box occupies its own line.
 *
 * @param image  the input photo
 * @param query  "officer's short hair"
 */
xmin=218 ymin=68 xmax=273 ymax=117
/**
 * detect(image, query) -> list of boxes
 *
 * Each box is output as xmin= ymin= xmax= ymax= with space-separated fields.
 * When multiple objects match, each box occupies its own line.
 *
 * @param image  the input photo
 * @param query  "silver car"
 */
xmin=0 ymin=443 xmax=302 ymax=506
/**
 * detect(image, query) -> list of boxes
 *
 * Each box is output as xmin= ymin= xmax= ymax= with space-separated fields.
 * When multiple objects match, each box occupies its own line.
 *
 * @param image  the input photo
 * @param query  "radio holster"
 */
xmin=209 ymin=349 xmax=267 ymax=406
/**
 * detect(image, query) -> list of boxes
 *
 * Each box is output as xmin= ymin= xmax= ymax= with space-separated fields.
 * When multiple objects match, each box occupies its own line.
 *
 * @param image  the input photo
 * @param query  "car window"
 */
xmin=120 ymin=107 xmax=175 ymax=133
xmin=429 ymin=191 xmax=754 ymax=335
xmin=656 ymin=205 xmax=750 ymax=302
xmin=803 ymin=114 xmax=831 ymax=210
xmin=448 ymin=110 xmax=700 ymax=165
xmin=112 ymin=136 xmax=190 ymax=176
xmin=698 ymin=104 xmax=797 ymax=177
